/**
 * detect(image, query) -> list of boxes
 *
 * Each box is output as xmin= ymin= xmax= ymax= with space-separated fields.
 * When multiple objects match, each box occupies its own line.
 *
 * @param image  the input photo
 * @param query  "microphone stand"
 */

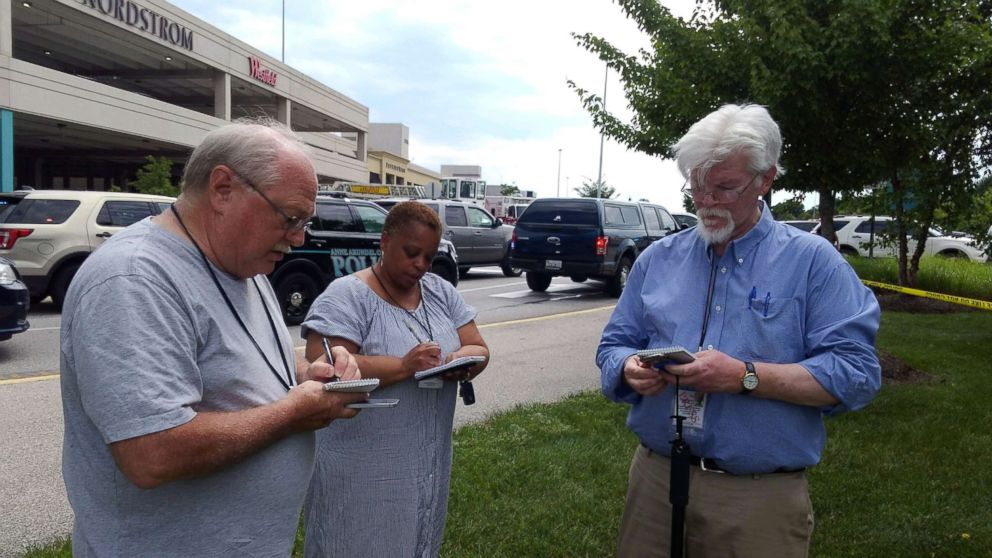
xmin=669 ymin=377 xmax=690 ymax=557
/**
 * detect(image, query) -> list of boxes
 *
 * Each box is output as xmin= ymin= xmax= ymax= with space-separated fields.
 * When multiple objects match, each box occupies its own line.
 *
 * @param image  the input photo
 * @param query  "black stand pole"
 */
xmin=670 ymin=404 xmax=690 ymax=556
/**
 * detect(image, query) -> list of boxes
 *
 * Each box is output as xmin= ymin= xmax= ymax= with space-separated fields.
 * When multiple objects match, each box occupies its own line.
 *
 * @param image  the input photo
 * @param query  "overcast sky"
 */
xmin=169 ymin=0 xmax=697 ymax=211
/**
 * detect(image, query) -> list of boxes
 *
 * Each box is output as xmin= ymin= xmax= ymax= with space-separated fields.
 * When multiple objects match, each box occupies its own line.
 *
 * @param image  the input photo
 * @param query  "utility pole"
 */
xmin=556 ymin=149 xmax=562 ymax=197
xmin=596 ymin=65 xmax=607 ymax=199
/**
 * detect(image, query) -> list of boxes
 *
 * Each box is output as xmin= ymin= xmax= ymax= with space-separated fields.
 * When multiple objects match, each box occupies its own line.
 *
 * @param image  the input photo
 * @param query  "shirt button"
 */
xmin=737 ymin=258 xmax=744 ymax=264
xmin=707 ymin=344 xmax=714 ymax=350
xmin=715 ymin=305 xmax=722 ymax=312
xmin=721 ymin=266 xmax=727 ymax=273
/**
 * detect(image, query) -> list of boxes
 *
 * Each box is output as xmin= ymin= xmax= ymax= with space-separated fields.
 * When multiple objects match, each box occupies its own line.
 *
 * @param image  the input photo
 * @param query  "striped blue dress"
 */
xmin=301 ymin=273 xmax=477 ymax=557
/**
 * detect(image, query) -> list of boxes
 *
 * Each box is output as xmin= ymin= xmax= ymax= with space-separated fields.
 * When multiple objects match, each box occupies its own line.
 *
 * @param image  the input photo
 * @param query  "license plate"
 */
xmin=545 ymin=259 xmax=562 ymax=271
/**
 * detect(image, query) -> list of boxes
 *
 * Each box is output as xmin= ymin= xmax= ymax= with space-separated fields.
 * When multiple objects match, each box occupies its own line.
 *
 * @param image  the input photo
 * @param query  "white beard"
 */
xmin=696 ymin=208 xmax=735 ymax=246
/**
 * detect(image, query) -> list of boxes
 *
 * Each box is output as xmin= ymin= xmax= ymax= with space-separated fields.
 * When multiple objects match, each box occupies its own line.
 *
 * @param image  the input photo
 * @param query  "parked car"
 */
xmin=269 ymin=195 xmax=459 ymax=324
xmin=671 ymin=211 xmax=698 ymax=230
xmin=0 ymin=256 xmax=30 ymax=341
xmin=509 ymin=198 xmax=679 ymax=297
xmin=782 ymin=219 xmax=818 ymax=232
xmin=0 ymin=190 xmax=175 ymax=309
xmin=374 ymin=198 xmax=519 ymax=277
xmin=814 ymin=215 xmax=989 ymax=262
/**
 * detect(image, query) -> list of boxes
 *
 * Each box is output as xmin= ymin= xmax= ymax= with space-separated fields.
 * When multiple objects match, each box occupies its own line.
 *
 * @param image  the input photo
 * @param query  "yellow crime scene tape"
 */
xmin=862 ymin=279 xmax=992 ymax=312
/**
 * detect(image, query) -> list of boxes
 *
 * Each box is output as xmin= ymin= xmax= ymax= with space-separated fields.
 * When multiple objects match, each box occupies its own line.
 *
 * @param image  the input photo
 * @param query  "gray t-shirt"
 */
xmin=60 ymin=218 xmax=314 ymax=558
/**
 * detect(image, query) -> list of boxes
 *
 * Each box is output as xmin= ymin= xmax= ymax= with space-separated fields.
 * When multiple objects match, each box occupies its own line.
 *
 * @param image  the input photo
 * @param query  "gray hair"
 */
xmin=673 ymin=104 xmax=785 ymax=184
xmin=180 ymin=117 xmax=312 ymax=196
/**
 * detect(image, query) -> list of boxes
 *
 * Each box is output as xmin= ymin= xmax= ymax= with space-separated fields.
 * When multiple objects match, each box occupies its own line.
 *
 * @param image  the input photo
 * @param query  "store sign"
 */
xmin=78 ymin=0 xmax=194 ymax=51
xmin=385 ymin=162 xmax=406 ymax=173
xmin=248 ymin=56 xmax=278 ymax=86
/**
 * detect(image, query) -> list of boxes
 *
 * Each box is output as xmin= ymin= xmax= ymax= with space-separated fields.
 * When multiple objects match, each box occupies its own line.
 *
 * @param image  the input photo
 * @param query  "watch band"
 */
xmin=740 ymin=361 xmax=758 ymax=394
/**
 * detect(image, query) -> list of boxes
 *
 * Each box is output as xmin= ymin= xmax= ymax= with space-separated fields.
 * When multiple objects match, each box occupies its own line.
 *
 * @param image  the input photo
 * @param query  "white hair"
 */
xmin=673 ymin=104 xmax=785 ymax=184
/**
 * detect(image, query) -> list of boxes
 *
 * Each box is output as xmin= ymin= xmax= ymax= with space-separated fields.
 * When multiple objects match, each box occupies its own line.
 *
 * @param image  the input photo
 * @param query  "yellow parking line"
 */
xmin=478 ymin=305 xmax=616 ymax=329
xmin=1 ymin=306 xmax=618 ymax=385
xmin=0 ymin=373 xmax=60 ymax=385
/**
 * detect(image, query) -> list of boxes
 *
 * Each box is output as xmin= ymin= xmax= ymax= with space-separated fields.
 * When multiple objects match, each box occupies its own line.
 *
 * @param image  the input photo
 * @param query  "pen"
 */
xmin=748 ymin=286 xmax=757 ymax=309
xmin=321 ymin=337 xmax=338 ymax=382
xmin=763 ymin=292 xmax=771 ymax=317
xmin=404 ymin=321 xmax=425 ymax=345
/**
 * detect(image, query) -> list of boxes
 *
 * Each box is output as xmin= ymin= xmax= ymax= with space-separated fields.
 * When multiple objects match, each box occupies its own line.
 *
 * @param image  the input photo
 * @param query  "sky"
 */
xmin=168 ymin=0 xmax=697 ymax=211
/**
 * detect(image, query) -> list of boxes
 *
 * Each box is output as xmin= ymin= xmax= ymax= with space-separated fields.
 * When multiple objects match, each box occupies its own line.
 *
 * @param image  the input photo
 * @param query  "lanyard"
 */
xmin=170 ymin=204 xmax=294 ymax=391
xmin=370 ymin=262 xmax=434 ymax=342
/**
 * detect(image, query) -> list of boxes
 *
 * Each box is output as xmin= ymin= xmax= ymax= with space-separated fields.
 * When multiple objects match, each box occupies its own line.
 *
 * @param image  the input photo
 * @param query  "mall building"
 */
xmin=0 ymin=0 xmax=370 ymax=192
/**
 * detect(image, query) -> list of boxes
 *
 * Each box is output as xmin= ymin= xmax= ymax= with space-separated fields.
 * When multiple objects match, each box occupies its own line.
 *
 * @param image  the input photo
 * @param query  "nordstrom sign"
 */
xmin=79 ymin=0 xmax=194 ymax=51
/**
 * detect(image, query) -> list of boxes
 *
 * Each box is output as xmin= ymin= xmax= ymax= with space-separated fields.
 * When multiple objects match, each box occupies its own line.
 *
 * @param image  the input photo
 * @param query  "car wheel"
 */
xmin=458 ymin=267 xmax=471 ymax=279
xmin=50 ymin=263 xmax=81 ymax=311
xmin=606 ymin=256 xmax=632 ymax=297
xmin=569 ymin=275 xmax=588 ymax=283
xmin=500 ymin=257 xmax=522 ymax=277
xmin=839 ymin=246 xmax=859 ymax=257
xmin=937 ymin=250 xmax=966 ymax=259
xmin=274 ymin=271 xmax=321 ymax=326
xmin=432 ymin=259 xmax=459 ymax=287
xmin=525 ymin=271 xmax=552 ymax=292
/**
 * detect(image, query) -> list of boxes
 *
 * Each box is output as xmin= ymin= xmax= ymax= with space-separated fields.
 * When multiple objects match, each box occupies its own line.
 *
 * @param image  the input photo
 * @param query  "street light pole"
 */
xmin=281 ymin=0 xmax=285 ymax=63
xmin=556 ymin=149 xmax=562 ymax=197
xmin=596 ymin=64 xmax=607 ymax=199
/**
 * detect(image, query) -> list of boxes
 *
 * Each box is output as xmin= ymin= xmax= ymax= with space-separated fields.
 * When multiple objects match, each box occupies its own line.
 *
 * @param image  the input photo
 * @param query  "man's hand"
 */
xmin=303 ymin=345 xmax=361 ymax=383
xmin=622 ymin=355 xmax=669 ymax=396
xmin=284 ymin=382 xmax=366 ymax=432
xmin=657 ymin=349 xmax=741 ymax=393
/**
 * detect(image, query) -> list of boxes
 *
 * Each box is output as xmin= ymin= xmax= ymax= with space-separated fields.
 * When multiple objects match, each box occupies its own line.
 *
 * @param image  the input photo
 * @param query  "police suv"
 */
xmin=268 ymin=195 xmax=459 ymax=324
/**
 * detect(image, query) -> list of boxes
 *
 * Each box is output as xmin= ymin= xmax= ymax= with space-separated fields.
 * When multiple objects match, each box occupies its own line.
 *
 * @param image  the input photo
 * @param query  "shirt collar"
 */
xmin=701 ymin=201 xmax=774 ymax=265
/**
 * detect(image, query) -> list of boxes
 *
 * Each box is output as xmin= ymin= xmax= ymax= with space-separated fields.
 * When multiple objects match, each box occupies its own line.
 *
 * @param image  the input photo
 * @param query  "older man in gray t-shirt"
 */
xmin=60 ymin=121 xmax=365 ymax=556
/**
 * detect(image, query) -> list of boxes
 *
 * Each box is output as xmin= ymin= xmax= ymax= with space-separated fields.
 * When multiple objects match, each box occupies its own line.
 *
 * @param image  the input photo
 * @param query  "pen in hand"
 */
xmin=321 ymin=337 xmax=338 ymax=382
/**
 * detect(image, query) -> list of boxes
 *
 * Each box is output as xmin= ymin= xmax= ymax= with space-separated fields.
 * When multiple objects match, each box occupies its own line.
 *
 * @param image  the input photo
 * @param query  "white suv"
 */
xmin=0 ymin=190 xmax=175 ymax=308
xmin=818 ymin=215 xmax=988 ymax=262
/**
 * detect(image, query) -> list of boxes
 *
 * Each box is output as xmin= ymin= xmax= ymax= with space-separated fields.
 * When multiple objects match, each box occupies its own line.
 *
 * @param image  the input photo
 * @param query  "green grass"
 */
xmin=847 ymin=255 xmax=992 ymax=302
xmin=22 ymin=310 xmax=992 ymax=558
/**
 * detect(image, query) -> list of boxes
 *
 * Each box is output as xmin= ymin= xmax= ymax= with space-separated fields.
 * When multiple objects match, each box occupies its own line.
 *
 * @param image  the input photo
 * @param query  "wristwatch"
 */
xmin=740 ymin=361 xmax=759 ymax=394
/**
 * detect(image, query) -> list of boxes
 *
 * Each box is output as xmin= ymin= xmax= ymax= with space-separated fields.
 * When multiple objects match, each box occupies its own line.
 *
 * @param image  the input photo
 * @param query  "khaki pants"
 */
xmin=617 ymin=444 xmax=814 ymax=558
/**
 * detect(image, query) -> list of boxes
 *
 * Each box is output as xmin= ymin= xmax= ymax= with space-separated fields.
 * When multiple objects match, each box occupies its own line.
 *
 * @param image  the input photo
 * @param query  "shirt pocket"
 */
xmin=733 ymin=296 xmax=804 ymax=363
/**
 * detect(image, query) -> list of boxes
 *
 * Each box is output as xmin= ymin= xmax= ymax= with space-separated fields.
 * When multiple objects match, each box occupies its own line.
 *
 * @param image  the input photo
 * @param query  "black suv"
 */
xmin=375 ymin=198 xmax=519 ymax=277
xmin=269 ymin=196 xmax=459 ymax=324
xmin=509 ymin=198 xmax=679 ymax=297
xmin=0 ymin=256 xmax=30 ymax=341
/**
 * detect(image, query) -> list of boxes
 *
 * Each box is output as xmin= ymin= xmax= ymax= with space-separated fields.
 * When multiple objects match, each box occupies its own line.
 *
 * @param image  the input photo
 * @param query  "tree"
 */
xmin=499 ymin=184 xmax=521 ymax=196
xmin=771 ymin=197 xmax=808 ymax=221
xmin=574 ymin=178 xmax=617 ymax=199
xmin=570 ymin=0 xmax=992 ymax=286
xmin=132 ymin=156 xmax=178 ymax=197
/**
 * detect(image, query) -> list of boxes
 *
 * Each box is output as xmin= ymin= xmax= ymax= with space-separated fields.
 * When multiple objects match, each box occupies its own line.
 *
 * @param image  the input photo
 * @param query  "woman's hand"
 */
xmin=401 ymin=342 xmax=442 ymax=377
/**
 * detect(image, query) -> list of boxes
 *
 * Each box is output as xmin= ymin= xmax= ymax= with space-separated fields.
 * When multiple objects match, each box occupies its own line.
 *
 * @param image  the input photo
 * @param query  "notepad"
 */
xmin=636 ymin=346 xmax=695 ymax=365
xmin=413 ymin=356 xmax=486 ymax=381
xmin=323 ymin=378 xmax=381 ymax=392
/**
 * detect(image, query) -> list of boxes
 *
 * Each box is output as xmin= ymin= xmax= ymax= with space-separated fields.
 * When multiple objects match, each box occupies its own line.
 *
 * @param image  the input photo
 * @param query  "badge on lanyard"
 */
xmin=674 ymin=390 xmax=706 ymax=430
xmin=418 ymin=377 xmax=444 ymax=389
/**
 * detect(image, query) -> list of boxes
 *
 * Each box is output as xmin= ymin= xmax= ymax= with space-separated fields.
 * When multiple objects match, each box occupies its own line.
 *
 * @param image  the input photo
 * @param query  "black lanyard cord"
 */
xmin=170 ymin=204 xmax=294 ymax=392
xmin=370 ymin=261 xmax=433 ymax=342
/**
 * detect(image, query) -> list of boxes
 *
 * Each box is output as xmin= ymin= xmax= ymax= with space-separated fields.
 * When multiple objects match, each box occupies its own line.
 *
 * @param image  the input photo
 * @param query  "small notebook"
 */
xmin=414 ymin=356 xmax=486 ymax=381
xmin=635 ymin=346 xmax=695 ymax=365
xmin=323 ymin=378 xmax=381 ymax=392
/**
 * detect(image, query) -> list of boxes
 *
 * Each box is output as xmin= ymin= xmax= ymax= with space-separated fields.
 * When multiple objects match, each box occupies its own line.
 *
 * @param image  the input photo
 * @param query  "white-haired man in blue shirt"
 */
xmin=597 ymin=103 xmax=881 ymax=558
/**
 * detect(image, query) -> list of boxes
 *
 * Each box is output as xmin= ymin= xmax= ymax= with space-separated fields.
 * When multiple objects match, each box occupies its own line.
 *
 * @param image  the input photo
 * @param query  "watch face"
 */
xmin=742 ymin=374 xmax=759 ymax=390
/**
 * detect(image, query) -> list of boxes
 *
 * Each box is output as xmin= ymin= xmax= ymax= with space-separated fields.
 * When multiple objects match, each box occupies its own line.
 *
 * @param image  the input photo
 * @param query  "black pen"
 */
xmin=321 ymin=337 xmax=338 ymax=382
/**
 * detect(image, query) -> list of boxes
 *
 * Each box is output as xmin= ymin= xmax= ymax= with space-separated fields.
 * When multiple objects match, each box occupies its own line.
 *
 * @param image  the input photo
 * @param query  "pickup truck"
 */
xmin=508 ymin=198 xmax=679 ymax=296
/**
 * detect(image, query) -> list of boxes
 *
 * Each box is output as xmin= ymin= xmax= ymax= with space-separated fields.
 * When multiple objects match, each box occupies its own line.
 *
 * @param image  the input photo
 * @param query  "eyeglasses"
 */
xmin=681 ymin=171 xmax=762 ymax=203
xmin=229 ymin=169 xmax=312 ymax=232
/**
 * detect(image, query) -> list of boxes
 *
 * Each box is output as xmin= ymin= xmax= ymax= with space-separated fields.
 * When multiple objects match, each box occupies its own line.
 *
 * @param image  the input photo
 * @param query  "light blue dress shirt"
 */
xmin=597 ymin=203 xmax=881 ymax=474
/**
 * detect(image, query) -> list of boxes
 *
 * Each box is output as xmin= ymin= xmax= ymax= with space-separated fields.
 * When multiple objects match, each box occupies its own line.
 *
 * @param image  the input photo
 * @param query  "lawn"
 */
xmin=24 ymin=309 xmax=992 ymax=557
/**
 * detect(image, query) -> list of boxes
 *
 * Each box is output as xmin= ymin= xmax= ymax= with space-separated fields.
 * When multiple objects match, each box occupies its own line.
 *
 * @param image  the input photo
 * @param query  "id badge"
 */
xmin=418 ymin=378 xmax=443 ymax=389
xmin=673 ymin=390 xmax=706 ymax=430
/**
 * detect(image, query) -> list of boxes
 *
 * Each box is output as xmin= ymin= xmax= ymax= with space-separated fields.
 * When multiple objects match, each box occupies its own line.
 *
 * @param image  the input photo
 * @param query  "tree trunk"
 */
xmin=817 ymin=186 xmax=836 ymax=246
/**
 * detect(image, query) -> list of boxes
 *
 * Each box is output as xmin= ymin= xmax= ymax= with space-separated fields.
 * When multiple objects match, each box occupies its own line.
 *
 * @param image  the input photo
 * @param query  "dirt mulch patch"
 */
xmin=874 ymin=291 xmax=982 ymax=314
xmin=878 ymin=349 xmax=933 ymax=384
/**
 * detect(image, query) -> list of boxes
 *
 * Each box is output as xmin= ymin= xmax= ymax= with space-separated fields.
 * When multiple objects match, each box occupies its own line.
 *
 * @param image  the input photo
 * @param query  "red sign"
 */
xmin=248 ymin=56 xmax=278 ymax=86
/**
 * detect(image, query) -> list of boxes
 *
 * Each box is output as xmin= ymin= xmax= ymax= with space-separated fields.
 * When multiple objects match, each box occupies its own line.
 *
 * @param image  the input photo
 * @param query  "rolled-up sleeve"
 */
xmin=596 ymin=257 xmax=650 ymax=404
xmin=800 ymin=261 xmax=882 ymax=415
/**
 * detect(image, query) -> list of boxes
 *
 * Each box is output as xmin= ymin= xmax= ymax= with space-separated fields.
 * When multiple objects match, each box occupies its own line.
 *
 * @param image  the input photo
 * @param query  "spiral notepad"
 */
xmin=414 ymin=356 xmax=486 ymax=381
xmin=323 ymin=378 xmax=381 ymax=392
